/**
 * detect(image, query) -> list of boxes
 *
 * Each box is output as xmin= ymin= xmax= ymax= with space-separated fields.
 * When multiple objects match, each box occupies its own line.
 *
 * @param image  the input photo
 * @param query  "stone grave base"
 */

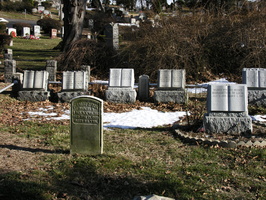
xmin=203 ymin=112 xmax=252 ymax=135
xmin=105 ymin=88 xmax=137 ymax=103
xmin=248 ymin=89 xmax=266 ymax=107
xmin=58 ymin=91 xmax=91 ymax=103
xmin=18 ymin=91 xmax=50 ymax=102
xmin=153 ymin=90 xmax=187 ymax=104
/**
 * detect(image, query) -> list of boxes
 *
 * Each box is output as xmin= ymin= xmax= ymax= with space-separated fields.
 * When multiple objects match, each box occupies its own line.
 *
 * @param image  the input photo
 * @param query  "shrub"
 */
xmin=37 ymin=18 xmax=62 ymax=34
xmin=13 ymin=22 xmax=31 ymax=36
xmin=0 ymin=1 xmax=34 ymax=13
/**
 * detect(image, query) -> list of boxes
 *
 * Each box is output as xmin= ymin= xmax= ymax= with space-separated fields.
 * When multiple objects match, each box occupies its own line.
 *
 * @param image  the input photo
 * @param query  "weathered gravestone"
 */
xmin=46 ymin=60 xmax=57 ymax=82
xmin=4 ymin=59 xmax=16 ymax=83
xmin=203 ymin=84 xmax=252 ymax=134
xmin=58 ymin=71 xmax=90 ymax=102
xmin=138 ymin=75 xmax=150 ymax=101
xmin=104 ymin=23 xmax=119 ymax=50
xmin=18 ymin=70 xmax=50 ymax=102
xmin=153 ymin=69 xmax=187 ymax=103
xmin=70 ymin=96 xmax=103 ymax=155
xmin=242 ymin=68 xmax=266 ymax=106
xmin=105 ymin=68 xmax=137 ymax=103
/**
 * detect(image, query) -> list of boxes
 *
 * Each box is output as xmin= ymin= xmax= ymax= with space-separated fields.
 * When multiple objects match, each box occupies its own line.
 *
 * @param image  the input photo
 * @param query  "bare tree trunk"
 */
xmin=62 ymin=0 xmax=87 ymax=52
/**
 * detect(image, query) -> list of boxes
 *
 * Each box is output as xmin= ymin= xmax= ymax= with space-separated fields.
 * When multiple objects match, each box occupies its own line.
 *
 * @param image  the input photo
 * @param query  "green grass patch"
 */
xmin=9 ymin=37 xmax=62 ymax=70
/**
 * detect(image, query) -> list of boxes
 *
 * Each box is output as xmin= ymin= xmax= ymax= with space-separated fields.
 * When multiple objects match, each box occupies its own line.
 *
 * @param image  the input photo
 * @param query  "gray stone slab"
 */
xmin=105 ymin=88 xmax=137 ymax=103
xmin=18 ymin=91 xmax=50 ymax=102
xmin=4 ymin=60 xmax=16 ymax=83
xmin=58 ymin=91 xmax=91 ymax=102
xmin=153 ymin=90 xmax=187 ymax=104
xmin=138 ymin=75 xmax=149 ymax=101
xmin=70 ymin=96 xmax=103 ymax=155
xmin=203 ymin=113 xmax=252 ymax=134
xmin=242 ymin=68 xmax=259 ymax=87
xmin=46 ymin=60 xmax=57 ymax=82
xmin=247 ymin=88 xmax=266 ymax=106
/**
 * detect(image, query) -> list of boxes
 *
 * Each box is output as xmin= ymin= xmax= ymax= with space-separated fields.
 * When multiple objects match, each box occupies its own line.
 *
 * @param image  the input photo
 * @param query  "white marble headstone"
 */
xmin=22 ymin=27 xmax=31 ymax=37
xmin=207 ymin=84 xmax=247 ymax=113
xmin=158 ymin=69 xmax=172 ymax=88
xmin=109 ymin=68 xmax=122 ymax=87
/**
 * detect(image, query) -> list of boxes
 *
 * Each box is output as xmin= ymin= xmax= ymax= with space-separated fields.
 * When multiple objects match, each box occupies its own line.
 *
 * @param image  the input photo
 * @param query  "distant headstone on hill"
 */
xmin=70 ymin=96 xmax=103 ymax=155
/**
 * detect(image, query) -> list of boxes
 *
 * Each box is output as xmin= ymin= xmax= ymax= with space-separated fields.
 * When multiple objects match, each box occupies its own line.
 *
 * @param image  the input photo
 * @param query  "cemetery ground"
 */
xmin=0 ymin=24 xmax=265 ymax=200
xmin=0 ymin=92 xmax=265 ymax=200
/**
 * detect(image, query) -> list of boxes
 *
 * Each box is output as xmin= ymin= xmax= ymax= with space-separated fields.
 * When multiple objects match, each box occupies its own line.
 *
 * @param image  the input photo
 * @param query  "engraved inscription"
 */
xmin=72 ymin=101 xmax=99 ymax=124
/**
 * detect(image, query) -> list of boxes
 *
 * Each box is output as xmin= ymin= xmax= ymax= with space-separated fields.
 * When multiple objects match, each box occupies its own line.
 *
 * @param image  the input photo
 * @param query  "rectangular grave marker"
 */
xmin=109 ymin=68 xmax=122 ymax=87
xmin=207 ymin=84 xmax=247 ymax=113
xmin=158 ymin=69 xmax=172 ymax=88
xmin=63 ymin=71 xmax=74 ymax=90
xmin=70 ymin=96 xmax=103 ymax=155
xmin=22 ymin=27 xmax=30 ymax=37
xmin=121 ymin=69 xmax=134 ymax=88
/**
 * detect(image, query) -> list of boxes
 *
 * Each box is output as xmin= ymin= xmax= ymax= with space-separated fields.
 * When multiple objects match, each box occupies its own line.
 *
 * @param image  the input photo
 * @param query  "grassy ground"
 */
xmin=1 ymin=37 xmax=62 ymax=71
xmin=0 ymin=15 xmax=265 ymax=200
xmin=0 ymin=94 xmax=265 ymax=200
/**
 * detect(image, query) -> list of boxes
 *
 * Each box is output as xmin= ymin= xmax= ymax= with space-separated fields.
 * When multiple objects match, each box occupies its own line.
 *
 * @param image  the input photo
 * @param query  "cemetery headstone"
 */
xmin=22 ymin=27 xmax=30 ymax=37
xmin=18 ymin=70 xmax=50 ymax=102
xmin=105 ymin=68 xmax=137 ymax=103
xmin=46 ymin=60 xmax=57 ymax=82
xmin=138 ymin=75 xmax=149 ymax=101
xmin=51 ymin=29 xmax=57 ymax=38
xmin=203 ymin=84 xmax=252 ymax=134
xmin=58 ymin=71 xmax=90 ymax=102
xmin=104 ymin=23 xmax=119 ymax=50
xmin=4 ymin=60 xmax=16 ymax=83
xmin=33 ymin=25 xmax=41 ymax=37
xmin=81 ymin=65 xmax=91 ymax=83
xmin=154 ymin=69 xmax=187 ymax=103
xmin=8 ymin=28 xmax=17 ymax=37
xmin=242 ymin=68 xmax=266 ymax=106
xmin=38 ymin=6 xmax=45 ymax=13
xmin=70 ymin=96 xmax=103 ymax=155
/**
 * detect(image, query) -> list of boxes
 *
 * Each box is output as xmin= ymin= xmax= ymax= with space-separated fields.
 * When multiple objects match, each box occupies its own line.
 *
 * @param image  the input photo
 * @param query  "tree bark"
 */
xmin=62 ymin=0 xmax=87 ymax=52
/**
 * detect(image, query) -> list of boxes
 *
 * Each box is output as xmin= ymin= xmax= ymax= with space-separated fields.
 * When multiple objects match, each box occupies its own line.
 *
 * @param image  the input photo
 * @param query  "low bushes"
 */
xmin=37 ymin=18 xmax=62 ymax=34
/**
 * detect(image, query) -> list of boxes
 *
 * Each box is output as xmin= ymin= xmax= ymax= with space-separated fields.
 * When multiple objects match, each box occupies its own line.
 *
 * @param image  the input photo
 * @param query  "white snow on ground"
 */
xmin=25 ymin=78 xmax=266 ymax=128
